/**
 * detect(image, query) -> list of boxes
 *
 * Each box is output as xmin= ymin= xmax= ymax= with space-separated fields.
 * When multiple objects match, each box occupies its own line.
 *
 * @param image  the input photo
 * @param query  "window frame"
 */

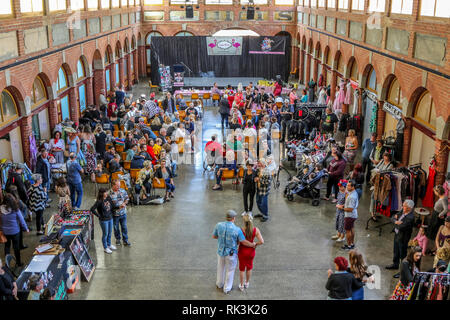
xmin=57 ymin=67 xmax=69 ymax=93
xmin=338 ymin=0 xmax=349 ymax=11
xmin=70 ymin=0 xmax=86 ymax=11
xmin=390 ymin=0 xmax=413 ymax=15
xmin=204 ymin=0 xmax=233 ymax=4
xmin=31 ymin=76 xmax=48 ymax=109
xmin=48 ymin=0 xmax=67 ymax=13
xmin=0 ymin=89 xmax=19 ymax=126
xmin=274 ymin=0 xmax=294 ymax=5
xmin=387 ymin=77 xmax=402 ymax=108
xmin=366 ymin=67 xmax=377 ymax=93
xmin=351 ymin=0 xmax=365 ymax=12
xmin=111 ymin=0 xmax=120 ymax=8
xmin=77 ymin=59 xmax=86 ymax=81
xmin=20 ymin=0 xmax=44 ymax=15
xmin=0 ymin=0 xmax=14 ymax=18
xmin=414 ymin=91 xmax=436 ymax=130
xmin=143 ymin=0 xmax=164 ymax=5
xmin=101 ymin=0 xmax=111 ymax=9
xmin=87 ymin=0 xmax=99 ymax=10
xmin=368 ymin=0 xmax=386 ymax=13
xmin=327 ymin=0 xmax=336 ymax=9
xmin=419 ymin=0 xmax=450 ymax=19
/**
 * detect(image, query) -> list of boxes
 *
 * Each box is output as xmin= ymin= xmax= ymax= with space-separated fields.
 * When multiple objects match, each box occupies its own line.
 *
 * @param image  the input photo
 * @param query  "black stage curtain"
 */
xmin=150 ymin=36 xmax=290 ymax=86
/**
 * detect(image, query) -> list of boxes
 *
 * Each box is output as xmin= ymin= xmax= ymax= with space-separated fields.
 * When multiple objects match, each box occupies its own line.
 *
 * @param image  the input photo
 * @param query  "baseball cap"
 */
xmin=226 ymin=210 xmax=237 ymax=219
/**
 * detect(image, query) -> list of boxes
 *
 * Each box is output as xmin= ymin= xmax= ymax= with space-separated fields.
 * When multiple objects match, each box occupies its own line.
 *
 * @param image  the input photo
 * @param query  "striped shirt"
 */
xmin=27 ymin=184 xmax=47 ymax=212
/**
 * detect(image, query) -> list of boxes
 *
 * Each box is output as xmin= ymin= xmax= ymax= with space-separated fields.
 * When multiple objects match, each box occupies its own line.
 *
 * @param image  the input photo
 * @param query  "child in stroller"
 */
xmin=284 ymin=164 xmax=328 ymax=206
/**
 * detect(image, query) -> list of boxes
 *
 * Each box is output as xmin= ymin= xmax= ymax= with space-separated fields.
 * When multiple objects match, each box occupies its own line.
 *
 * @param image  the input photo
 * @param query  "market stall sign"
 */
xmin=365 ymin=90 xmax=378 ymax=102
xmin=69 ymin=235 xmax=95 ymax=282
xmin=383 ymin=102 xmax=402 ymax=120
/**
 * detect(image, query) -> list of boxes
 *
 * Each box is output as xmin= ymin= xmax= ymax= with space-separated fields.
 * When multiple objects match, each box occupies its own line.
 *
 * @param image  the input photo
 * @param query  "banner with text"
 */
xmin=206 ymin=36 xmax=243 ymax=56
xmin=249 ymin=36 xmax=286 ymax=55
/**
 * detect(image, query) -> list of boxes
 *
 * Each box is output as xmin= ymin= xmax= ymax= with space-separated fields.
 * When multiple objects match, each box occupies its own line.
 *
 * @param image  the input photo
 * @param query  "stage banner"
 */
xmin=249 ymin=36 xmax=286 ymax=55
xmin=206 ymin=37 xmax=243 ymax=56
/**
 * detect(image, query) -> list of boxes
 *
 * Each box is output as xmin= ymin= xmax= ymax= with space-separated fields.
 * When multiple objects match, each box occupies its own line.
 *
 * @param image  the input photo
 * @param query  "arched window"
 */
xmin=336 ymin=54 xmax=344 ymax=74
xmin=387 ymin=77 xmax=403 ymax=108
xmin=367 ymin=67 xmax=377 ymax=92
xmin=77 ymin=58 xmax=86 ymax=81
xmin=349 ymin=60 xmax=358 ymax=81
xmin=104 ymin=48 xmax=112 ymax=65
xmin=31 ymin=76 xmax=47 ymax=108
xmin=414 ymin=91 xmax=436 ymax=130
xmin=175 ymin=31 xmax=194 ymax=36
xmin=325 ymin=49 xmax=332 ymax=66
xmin=115 ymin=45 xmax=121 ymax=60
xmin=57 ymin=67 xmax=68 ymax=93
xmin=0 ymin=89 xmax=19 ymax=125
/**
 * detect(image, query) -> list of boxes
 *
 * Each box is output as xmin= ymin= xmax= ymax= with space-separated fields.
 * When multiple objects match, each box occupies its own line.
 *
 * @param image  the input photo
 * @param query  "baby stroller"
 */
xmin=283 ymin=169 xmax=328 ymax=206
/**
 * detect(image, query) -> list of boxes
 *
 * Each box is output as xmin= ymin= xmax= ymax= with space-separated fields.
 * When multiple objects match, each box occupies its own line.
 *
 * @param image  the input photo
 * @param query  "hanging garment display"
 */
xmin=422 ymin=161 xmax=436 ymax=208
xmin=369 ymin=101 xmax=377 ymax=133
xmin=351 ymin=90 xmax=359 ymax=115
xmin=29 ymin=135 xmax=37 ymax=173
xmin=344 ymin=81 xmax=353 ymax=105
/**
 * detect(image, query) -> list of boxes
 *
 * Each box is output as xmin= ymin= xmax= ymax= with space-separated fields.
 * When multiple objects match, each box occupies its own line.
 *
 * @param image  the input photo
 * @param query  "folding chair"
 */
xmin=202 ymin=92 xmax=211 ymax=107
xmin=212 ymin=93 xmax=220 ymax=106
xmin=113 ymin=124 xmax=119 ymax=132
xmin=191 ymin=93 xmax=199 ymax=100
xmin=149 ymin=80 xmax=159 ymax=93
xmin=95 ymin=173 xmax=110 ymax=194
xmin=121 ymin=152 xmax=127 ymax=161
xmin=152 ymin=178 xmax=166 ymax=197
xmin=111 ymin=171 xmax=124 ymax=182
xmin=221 ymin=169 xmax=237 ymax=190
xmin=123 ymin=160 xmax=131 ymax=171
xmin=129 ymin=168 xmax=141 ymax=182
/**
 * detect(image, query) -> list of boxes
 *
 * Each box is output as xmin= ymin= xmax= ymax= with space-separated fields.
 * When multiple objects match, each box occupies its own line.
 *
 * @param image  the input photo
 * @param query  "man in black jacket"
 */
xmin=386 ymin=199 xmax=415 ymax=273
xmin=6 ymin=164 xmax=28 ymax=204
xmin=162 ymin=92 xmax=176 ymax=114
xmin=35 ymin=147 xmax=51 ymax=206
xmin=219 ymin=95 xmax=230 ymax=130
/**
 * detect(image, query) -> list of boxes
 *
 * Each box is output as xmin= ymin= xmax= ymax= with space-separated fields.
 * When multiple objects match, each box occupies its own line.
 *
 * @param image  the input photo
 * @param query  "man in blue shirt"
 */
xmin=212 ymin=210 xmax=255 ymax=294
xmin=35 ymin=147 xmax=52 ymax=206
xmin=361 ymin=133 xmax=377 ymax=184
xmin=67 ymin=152 xmax=84 ymax=209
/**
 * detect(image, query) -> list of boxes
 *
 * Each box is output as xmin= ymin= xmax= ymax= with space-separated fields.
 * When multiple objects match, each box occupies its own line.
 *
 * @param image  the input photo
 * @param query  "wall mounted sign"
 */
xmin=204 ymin=11 xmax=234 ymax=21
xmin=144 ymin=11 xmax=164 ymax=21
xmin=170 ymin=10 xmax=200 ymax=21
xmin=239 ymin=11 xmax=268 ymax=21
xmin=249 ymin=36 xmax=286 ymax=55
xmin=207 ymin=36 xmax=243 ymax=55
xmin=383 ymin=101 xmax=402 ymax=120
xmin=274 ymin=11 xmax=294 ymax=21
xmin=365 ymin=90 xmax=378 ymax=102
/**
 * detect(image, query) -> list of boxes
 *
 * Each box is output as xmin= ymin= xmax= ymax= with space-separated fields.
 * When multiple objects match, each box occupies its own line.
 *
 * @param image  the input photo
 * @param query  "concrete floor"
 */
xmin=13 ymin=81 xmax=435 ymax=300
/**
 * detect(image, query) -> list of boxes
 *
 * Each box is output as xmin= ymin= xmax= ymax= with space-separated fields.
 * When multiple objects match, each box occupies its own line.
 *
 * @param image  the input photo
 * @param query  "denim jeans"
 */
xmin=113 ymin=215 xmax=128 ymax=242
xmin=221 ymin=114 xmax=229 ymax=129
xmin=256 ymin=194 xmax=269 ymax=218
xmin=171 ymin=162 xmax=177 ymax=175
xmin=165 ymin=178 xmax=175 ymax=193
xmin=69 ymin=182 xmax=83 ymax=208
xmin=43 ymin=181 xmax=51 ymax=202
xmin=99 ymin=219 xmax=113 ymax=249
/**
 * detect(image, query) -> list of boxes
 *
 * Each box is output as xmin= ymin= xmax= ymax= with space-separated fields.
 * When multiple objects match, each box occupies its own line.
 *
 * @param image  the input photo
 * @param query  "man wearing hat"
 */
xmin=212 ymin=210 xmax=256 ymax=294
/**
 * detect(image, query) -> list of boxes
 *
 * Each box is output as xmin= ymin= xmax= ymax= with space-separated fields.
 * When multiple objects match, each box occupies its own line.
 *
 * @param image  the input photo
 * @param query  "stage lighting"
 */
xmin=186 ymin=5 xmax=194 ymax=18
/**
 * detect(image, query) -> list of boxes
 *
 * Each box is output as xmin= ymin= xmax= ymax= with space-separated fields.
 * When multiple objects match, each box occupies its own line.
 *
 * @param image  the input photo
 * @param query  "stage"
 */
xmin=176 ymin=77 xmax=263 ymax=89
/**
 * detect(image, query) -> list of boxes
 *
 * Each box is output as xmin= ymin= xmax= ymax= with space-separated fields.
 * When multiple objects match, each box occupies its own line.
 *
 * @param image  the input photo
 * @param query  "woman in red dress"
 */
xmin=238 ymin=214 xmax=264 ymax=291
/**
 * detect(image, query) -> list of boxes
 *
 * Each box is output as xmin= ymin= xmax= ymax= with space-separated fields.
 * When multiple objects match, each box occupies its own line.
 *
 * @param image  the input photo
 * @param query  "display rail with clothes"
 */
xmin=367 ymin=164 xmax=427 ymax=236
xmin=408 ymin=272 xmax=450 ymax=301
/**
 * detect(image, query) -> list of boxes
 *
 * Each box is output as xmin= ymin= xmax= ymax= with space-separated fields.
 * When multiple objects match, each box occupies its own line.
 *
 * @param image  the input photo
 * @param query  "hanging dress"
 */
xmin=344 ymin=81 xmax=353 ymax=105
xmin=422 ymin=162 xmax=436 ymax=208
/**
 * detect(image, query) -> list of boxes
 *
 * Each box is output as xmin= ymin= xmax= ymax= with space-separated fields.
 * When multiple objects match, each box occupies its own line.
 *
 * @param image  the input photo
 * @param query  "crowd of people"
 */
xmin=0 ymin=78 xmax=449 ymax=301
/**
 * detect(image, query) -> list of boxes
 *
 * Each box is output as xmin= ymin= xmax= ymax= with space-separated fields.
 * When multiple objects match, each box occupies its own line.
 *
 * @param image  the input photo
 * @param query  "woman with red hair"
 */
xmin=326 ymin=256 xmax=363 ymax=300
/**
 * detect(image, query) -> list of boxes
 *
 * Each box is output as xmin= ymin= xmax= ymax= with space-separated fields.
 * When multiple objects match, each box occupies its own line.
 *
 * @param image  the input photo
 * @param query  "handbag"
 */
xmin=0 ymin=231 xmax=6 ymax=244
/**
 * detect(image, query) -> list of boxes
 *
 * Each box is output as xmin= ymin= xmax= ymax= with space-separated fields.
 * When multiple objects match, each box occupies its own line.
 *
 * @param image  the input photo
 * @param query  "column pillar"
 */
xmin=86 ymin=77 xmax=94 ymax=106
xmin=48 ymin=100 xmax=58 ymax=130
xmin=138 ymin=45 xmax=146 ymax=77
xmin=126 ymin=54 xmax=132 ymax=90
xmin=20 ymin=115 xmax=33 ymax=167
xmin=376 ymin=101 xmax=386 ymax=140
xmin=299 ymin=50 xmax=305 ymax=84
xmin=68 ymin=87 xmax=79 ymax=124
xmin=118 ymin=58 xmax=124 ymax=88
xmin=330 ymin=70 xmax=337 ymax=103
xmin=305 ymin=54 xmax=311 ymax=86
xmin=93 ymin=69 xmax=105 ymax=105
xmin=133 ymin=50 xmax=139 ymax=83
xmin=400 ymin=118 xmax=412 ymax=166
xmin=313 ymin=58 xmax=319 ymax=82
xmin=435 ymin=139 xmax=449 ymax=186
xmin=357 ymin=88 xmax=363 ymax=115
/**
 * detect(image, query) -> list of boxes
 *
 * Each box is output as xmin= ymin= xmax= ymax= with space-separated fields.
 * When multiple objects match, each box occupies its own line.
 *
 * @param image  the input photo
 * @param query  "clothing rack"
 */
xmin=366 ymin=164 xmax=424 ymax=236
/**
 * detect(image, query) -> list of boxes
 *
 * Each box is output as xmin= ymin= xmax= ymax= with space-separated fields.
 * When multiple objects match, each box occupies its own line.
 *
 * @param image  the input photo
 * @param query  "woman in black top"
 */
xmin=90 ymin=188 xmax=115 ymax=254
xmin=390 ymin=246 xmax=422 ymax=300
xmin=0 ymin=257 xmax=17 ymax=300
xmin=326 ymin=256 xmax=363 ymax=300
xmin=242 ymin=160 xmax=257 ymax=216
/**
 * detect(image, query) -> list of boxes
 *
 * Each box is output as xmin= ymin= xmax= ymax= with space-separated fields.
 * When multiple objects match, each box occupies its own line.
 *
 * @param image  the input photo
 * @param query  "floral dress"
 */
xmin=82 ymin=138 xmax=97 ymax=175
xmin=335 ymin=191 xmax=346 ymax=234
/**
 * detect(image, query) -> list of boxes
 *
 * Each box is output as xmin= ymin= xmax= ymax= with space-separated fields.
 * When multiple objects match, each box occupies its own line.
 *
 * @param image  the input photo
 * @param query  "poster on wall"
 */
xmin=206 ymin=37 xmax=243 ymax=56
xmin=249 ymin=36 xmax=286 ymax=55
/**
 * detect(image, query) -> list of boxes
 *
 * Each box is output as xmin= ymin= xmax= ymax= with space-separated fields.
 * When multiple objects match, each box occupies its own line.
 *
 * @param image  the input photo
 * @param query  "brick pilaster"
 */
xmin=126 ymin=53 xmax=132 ymax=90
xmin=68 ymin=87 xmax=79 ymax=124
xmin=20 ymin=115 xmax=33 ymax=167
xmin=330 ymin=70 xmax=337 ymax=103
xmin=400 ymin=118 xmax=412 ymax=166
xmin=93 ymin=69 xmax=106 ymax=105
xmin=48 ymin=100 xmax=59 ymax=130
xmin=299 ymin=50 xmax=305 ymax=84
xmin=376 ymin=101 xmax=386 ymax=140
xmin=305 ymin=54 xmax=311 ymax=87
xmin=86 ymin=77 xmax=94 ymax=106
xmin=133 ymin=50 xmax=139 ymax=83
xmin=435 ymin=139 xmax=449 ymax=186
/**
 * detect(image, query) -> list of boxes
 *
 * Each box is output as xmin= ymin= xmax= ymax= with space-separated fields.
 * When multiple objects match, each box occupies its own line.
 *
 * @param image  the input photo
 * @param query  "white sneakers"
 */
xmin=239 ymin=284 xmax=245 ymax=292
xmin=336 ymin=237 xmax=346 ymax=242
xmin=104 ymin=248 xmax=112 ymax=254
xmin=241 ymin=211 xmax=253 ymax=217
xmin=331 ymin=234 xmax=339 ymax=240
xmin=244 ymin=282 xmax=249 ymax=289
xmin=109 ymin=245 xmax=117 ymax=250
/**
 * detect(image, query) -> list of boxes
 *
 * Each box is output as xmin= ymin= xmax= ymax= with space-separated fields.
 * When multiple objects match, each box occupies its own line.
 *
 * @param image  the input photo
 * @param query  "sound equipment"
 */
xmin=247 ymin=7 xmax=255 ymax=20
xmin=186 ymin=5 xmax=194 ymax=18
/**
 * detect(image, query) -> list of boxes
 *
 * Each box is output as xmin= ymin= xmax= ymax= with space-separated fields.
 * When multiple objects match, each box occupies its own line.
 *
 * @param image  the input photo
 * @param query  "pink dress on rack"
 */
xmin=337 ymin=80 xmax=346 ymax=104
xmin=344 ymin=81 xmax=353 ymax=105
xmin=333 ymin=91 xmax=342 ymax=113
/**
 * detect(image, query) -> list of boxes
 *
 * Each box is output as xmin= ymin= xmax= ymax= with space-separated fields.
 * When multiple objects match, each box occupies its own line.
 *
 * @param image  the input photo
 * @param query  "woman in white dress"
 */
xmin=49 ymin=131 xmax=65 ymax=164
